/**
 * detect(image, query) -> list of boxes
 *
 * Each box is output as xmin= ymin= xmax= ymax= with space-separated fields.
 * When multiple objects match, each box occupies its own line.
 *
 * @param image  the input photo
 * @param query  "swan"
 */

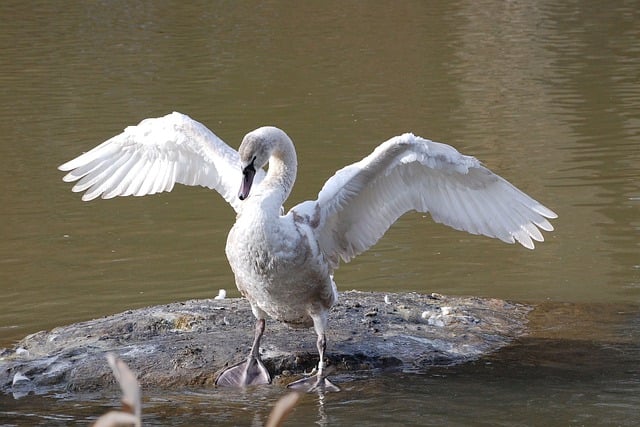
xmin=58 ymin=112 xmax=557 ymax=392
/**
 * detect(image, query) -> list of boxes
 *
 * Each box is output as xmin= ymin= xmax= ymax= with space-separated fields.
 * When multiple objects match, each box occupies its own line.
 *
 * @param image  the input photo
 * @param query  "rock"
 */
xmin=0 ymin=291 xmax=530 ymax=395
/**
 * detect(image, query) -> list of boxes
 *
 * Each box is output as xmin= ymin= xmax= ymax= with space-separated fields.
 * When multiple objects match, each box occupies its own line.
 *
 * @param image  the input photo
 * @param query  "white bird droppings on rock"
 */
xmin=12 ymin=372 xmax=30 ymax=386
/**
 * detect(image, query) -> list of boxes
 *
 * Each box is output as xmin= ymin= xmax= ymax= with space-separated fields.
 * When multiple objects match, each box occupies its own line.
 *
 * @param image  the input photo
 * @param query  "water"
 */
xmin=1 ymin=0 xmax=639 ymax=425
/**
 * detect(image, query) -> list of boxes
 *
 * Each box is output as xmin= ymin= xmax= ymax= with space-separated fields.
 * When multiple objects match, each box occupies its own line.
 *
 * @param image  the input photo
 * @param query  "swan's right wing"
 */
xmin=58 ymin=112 xmax=263 ymax=212
xmin=291 ymin=133 xmax=556 ymax=269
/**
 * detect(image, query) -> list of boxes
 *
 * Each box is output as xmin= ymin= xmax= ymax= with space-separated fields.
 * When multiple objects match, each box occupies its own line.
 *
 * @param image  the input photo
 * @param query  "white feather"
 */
xmin=60 ymin=117 xmax=556 ymax=263
xmin=291 ymin=134 xmax=557 ymax=267
xmin=58 ymin=112 xmax=266 ymax=212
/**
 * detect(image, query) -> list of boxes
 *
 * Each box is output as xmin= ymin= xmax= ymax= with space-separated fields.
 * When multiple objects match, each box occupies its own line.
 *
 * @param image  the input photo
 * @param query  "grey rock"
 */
xmin=0 ymin=291 xmax=530 ymax=395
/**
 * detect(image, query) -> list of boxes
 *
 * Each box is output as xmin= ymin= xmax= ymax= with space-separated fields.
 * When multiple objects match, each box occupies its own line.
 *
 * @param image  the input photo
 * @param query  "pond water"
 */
xmin=1 ymin=0 xmax=639 ymax=425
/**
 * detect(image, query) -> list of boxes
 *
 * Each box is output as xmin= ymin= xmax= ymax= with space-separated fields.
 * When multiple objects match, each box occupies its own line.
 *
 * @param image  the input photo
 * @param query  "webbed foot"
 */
xmin=216 ymin=318 xmax=272 ymax=388
xmin=287 ymin=374 xmax=340 ymax=393
xmin=216 ymin=356 xmax=271 ymax=387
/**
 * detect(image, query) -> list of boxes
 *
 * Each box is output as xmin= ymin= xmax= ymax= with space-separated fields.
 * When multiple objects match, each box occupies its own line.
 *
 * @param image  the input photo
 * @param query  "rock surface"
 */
xmin=0 ymin=291 xmax=531 ymax=395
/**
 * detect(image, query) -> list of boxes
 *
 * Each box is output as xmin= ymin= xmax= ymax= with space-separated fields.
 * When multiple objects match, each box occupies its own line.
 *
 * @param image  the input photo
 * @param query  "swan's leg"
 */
xmin=215 ymin=318 xmax=271 ymax=387
xmin=287 ymin=312 xmax=340 ymax=393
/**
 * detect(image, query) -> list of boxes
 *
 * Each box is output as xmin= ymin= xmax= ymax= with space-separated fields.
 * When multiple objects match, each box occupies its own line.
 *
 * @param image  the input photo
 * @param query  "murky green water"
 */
xmin=1 ymin=0 xmax=639 ymax=425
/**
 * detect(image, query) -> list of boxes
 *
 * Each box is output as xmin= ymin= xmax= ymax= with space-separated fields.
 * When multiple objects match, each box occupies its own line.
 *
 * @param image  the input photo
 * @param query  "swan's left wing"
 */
xmin=58 ymin=112 xmax=264 ymax=213
xmin=290 ymin=133 xmax=557 ymax=269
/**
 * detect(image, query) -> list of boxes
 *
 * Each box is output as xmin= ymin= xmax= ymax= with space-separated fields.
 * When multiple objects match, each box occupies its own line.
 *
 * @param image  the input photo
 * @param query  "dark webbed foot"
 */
xmin=287 ymin=373 xmax=340 ymax=393
xmin=216 ymin=318 xmax=271 ymax=388
xmin=289 ymin=318 xmax=341 ymax=393
xmin=216 ymin=356 xmax=271 ymax=387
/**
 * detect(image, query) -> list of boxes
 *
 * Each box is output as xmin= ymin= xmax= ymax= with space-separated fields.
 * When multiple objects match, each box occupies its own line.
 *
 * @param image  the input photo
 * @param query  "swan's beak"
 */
xmin=239 ymin=162 xmax=256 ymax=200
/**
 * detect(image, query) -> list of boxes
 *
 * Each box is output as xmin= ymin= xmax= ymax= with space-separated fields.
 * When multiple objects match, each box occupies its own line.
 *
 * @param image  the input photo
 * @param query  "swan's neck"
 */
xmin=261 ymin=140 xmax=297 ymax=211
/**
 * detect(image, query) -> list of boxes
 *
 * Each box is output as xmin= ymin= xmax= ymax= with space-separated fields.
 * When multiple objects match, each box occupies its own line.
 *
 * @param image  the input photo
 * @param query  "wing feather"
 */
xmin=68 ymin=159 xmax=111 ymax=191
xmin=291 ymin=133 xmax=557 ymax=268
xmin=102 ymin=151 xmax=142 ymax=199
xmin=136 ymin=157 xmax=162 ymax=197
xmin=100 ymin=151 xmax=146 ymax=199
xmin=58 ymin=112 xmax=263 ymax=212
xmin=79 ymin=153 xmax=131 ymax=200
xmin=121 ymin=155 xmax=150 ymax=196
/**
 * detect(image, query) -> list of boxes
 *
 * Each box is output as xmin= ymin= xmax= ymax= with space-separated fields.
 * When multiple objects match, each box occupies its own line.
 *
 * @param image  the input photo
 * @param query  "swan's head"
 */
xmin=237 ymin=126 xmax=292 ymax=200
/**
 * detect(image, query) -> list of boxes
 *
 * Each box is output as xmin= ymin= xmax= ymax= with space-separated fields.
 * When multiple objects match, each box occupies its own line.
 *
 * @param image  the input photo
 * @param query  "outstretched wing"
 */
xmin=291 ymin=133 xmax=557 ymax=269
xmin=58 ymin=112 xmax=263 ymax=212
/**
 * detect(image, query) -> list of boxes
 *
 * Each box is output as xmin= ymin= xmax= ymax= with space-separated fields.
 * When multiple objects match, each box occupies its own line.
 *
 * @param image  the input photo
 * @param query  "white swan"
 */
xmin=58 ymin=112 xmax=557 ymax=392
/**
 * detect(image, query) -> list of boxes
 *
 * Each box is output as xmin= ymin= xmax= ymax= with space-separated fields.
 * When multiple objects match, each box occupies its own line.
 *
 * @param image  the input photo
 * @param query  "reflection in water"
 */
xmin=1 ymin=0 xmax=639 ymax=425
xmin=539 ymin=1 xmax=640 ymax=303
xmin=444 ymin=0 xmax=640 ymax=304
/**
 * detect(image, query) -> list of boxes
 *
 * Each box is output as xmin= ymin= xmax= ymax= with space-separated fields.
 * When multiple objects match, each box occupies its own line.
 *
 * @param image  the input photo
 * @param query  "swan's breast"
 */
xmin=225 ymin=212 xmax=335 ymax=325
